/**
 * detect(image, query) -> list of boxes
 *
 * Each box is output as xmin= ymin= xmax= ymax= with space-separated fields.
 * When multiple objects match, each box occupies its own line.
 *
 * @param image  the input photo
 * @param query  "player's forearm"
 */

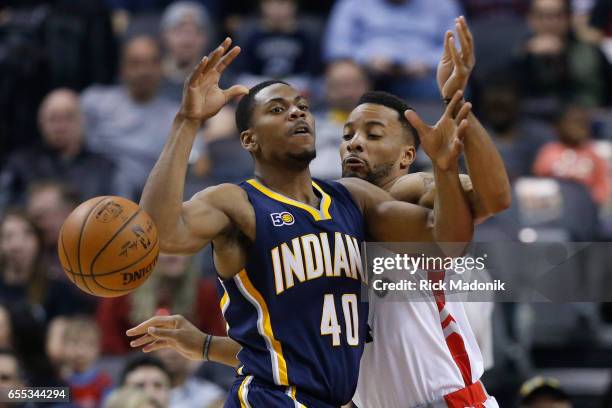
xmin=208 ymin=336 xmax=241 ymax=367
xmin=140 ymin=115 xmax=200 ymax=240
xmin=463 ymin=112 xmax=511 ymax=219
xmin=432 ymin=164 xmax=473 ymax=244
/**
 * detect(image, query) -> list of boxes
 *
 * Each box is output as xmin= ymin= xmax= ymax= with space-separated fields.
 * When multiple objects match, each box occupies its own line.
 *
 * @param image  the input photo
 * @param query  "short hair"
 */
xmin=357 ymin=91 xmax=419 ymax=150
xmin=161 ymin=1 xmax=210 ymax=32
xmin=119 ymin=355 xmax=171 ymax=386
xmin=235 ymin=80 xmax=290 ymax=133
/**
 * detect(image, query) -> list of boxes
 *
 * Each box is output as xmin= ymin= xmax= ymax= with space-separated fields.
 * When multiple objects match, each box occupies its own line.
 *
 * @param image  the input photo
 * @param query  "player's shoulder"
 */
xmin=336 ymin=177 xmax=389 ymax=212
xmin=388 ymin=173 xmax=429 ymax=203
xmin=192 ymin=183 xmax=249 ymax=207
xmin=336 ymin=177 xmax=371 ymax=194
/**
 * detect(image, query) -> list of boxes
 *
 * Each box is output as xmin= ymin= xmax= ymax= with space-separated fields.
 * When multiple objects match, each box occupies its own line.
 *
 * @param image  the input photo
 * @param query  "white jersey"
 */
xmin=353 ymin=269 xmax=498 ymax=408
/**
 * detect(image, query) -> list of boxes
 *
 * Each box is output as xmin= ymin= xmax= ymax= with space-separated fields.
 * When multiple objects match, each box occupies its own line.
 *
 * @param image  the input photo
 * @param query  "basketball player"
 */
xmin=128 ymin=37 xmax=474 ymax=407
xmin=129 ymin=19 xmax=507 ymax=408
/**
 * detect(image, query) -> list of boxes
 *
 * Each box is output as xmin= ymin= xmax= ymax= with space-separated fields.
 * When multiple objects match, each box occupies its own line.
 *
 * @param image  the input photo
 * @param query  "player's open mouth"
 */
xmin=343 ymin=157 xmax=367 ymax=168
xmin=290 ymin=123 xmax=312 ymax=136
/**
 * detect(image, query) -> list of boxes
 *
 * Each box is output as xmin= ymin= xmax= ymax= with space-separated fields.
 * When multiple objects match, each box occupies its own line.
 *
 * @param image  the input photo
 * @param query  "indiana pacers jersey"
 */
xmin=217 ymin=178 xmax=367 ymax=407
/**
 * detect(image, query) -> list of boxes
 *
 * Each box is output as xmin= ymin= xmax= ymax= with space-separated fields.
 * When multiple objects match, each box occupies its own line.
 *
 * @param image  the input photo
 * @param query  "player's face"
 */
xmin=340 ymin=104 xmax=415 ymax=186
xmin=125 ymin=366 xmax=171 ymax=408
xmin=248 ymin=83 xmax=316 ymax=169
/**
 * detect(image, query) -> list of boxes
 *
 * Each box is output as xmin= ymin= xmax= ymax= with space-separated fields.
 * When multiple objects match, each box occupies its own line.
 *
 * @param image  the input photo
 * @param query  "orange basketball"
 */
xmin=58 ymin=196 xmax=159 ymax=298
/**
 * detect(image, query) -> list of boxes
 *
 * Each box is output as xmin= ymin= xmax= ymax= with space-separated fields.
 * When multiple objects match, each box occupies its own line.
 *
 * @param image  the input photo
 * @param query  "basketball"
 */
xmin=57 ymin=196 xmax=159 ymax=298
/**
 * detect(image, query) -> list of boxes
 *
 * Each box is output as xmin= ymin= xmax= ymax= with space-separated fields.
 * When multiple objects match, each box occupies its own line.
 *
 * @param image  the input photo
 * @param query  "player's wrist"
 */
xmin=202 ymin=334 xmax=213 ymax=361
xmin=175 ymin=111 xmax=205 ymax=127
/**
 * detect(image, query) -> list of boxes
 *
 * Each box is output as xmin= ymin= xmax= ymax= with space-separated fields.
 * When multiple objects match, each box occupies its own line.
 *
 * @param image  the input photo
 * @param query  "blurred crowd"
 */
xmin=1 ymin=0 xmax=612 ymax=407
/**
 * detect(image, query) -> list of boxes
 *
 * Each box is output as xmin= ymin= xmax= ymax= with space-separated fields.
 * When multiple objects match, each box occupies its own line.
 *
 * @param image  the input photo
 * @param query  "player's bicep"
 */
xmin=368 ymin=200 xmax=434 ymax=242
xmin=163 ymin=189 xmax=232 ymax=254
xmin=341 ymin=177 xmax=435 ymax=242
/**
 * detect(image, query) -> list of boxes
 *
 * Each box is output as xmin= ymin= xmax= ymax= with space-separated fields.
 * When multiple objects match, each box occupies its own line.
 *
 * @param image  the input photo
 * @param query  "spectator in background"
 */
xmin=514 ymin=0 xmax=611 ymax=109
xmin=63 ymin=316 xmax=112 ymax=408
xmin=155 ymin=348 xmax=225 ymax=407
xmin=0 ymin=302 xmax=65 ymax=388
xmin=324 ymin=0 xmax=460 ymax=100
xmin=159 ymin=1 xmax=212 ymax=102
xmin=97 ymin=254 xmax=225 ymax=355
xmin=0 ymin=349 xmax=24 ymax=393
xmin=310 ymin=60 xmax=371 ymax=180
xmin=479 ymin=73 xmax=555 ymax=180
xmin=533 ymin=104 xmax=609 ymax=204
xmin=103 ymin=387 xmax=160 ymax=408
xmin=519 ymin=377 xmax=573 ymax=407
xmin=120 ymin=355 xmax=171 ymax=408
xmin=0 ymin=89 xmax=118 ymax=213
xmin=46 ymin=316 xmax=71 ymax=378
xmin=82 ymin=36 xmax=178 ymax=201
xmin=26 ymin=181 xmax=80 ymax=280
xmin=0 ymin=305 xmax=10 ymax=349
xmin=0 ymin=210 xmax=94 ymax=320
xmin=237 ymin=0 xmax=319 ymax=91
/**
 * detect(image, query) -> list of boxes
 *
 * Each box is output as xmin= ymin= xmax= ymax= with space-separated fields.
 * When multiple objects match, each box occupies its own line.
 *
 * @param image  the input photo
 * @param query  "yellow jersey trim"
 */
xmin=246 ymin=179 xmax=332 ymax=221
xmin=238 ymin=375 xmax=253 ymax=408
xmin=220 ymin=291 xmax=229 ymax=314
xmin=234 ymin=269 xmax=289 ymax=386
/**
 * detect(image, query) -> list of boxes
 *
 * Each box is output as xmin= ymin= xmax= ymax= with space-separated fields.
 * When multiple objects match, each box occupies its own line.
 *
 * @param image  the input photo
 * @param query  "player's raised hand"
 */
xmin=404 ymin=90 xmax=471 ymax=171
xmin=436 ymin=16 xmax=475 ymax=100
xmin=126 ymin=315 xmax=206 ymax=361
xmin=179 ymin=37 xmax=249 ymax=123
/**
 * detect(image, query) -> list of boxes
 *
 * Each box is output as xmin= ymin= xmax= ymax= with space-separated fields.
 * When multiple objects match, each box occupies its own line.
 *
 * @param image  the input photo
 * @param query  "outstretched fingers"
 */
xmin=447 ymin=34 xmax=462 ymax=69
xmin=456 ymin=16 xmax=473 ymax=65
xmin=216 ymin=45 xmax=241 ymax=74
xmin=224 ymin=84 xmax=249 ymax=100
xmin=143 ymin=340 xmax=173 ymax=353
xmin=130 ymin=334 xmax=156 ymax=348
xmin=457 ymin=118 xmax=470 ymax=141
xmin=444 ymin=90 xmax=464 ymax=118
xmin=442 ymin=31 xmax=453 ymax=61
xmin=126 ymin=315 xmax=178 ymax=337
xmin=404 ymin=110 xmax=430 ymax=142
xmin=187 ymin=56 xmax=209 ymax=86
xmin=456 ymin=101 xmax=472 ymax=123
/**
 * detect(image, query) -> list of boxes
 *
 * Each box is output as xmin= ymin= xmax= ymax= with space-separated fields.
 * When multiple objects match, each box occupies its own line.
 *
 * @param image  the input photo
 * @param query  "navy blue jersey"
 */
xmin=217 ymin=178 xmax=367 ymax=406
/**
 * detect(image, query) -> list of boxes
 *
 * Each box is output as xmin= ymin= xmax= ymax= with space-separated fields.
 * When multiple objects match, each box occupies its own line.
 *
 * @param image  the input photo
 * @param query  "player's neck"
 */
xmin=378 ymin=173 xmax=404 ymax=193
xmin=253 ymin=166 xmax=319 ymax=206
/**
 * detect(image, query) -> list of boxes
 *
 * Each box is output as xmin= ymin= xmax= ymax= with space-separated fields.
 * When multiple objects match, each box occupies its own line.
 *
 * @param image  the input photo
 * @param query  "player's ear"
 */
xmin=399 ymin=144 xmax=416 ymax=170
xmin=240 ymin=129 xmax=258 ymax=153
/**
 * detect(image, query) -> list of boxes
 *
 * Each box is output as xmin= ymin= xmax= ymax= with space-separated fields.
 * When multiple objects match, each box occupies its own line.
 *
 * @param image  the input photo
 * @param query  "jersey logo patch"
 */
xmin=271 ymin=212 xmax=295 ymax=226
